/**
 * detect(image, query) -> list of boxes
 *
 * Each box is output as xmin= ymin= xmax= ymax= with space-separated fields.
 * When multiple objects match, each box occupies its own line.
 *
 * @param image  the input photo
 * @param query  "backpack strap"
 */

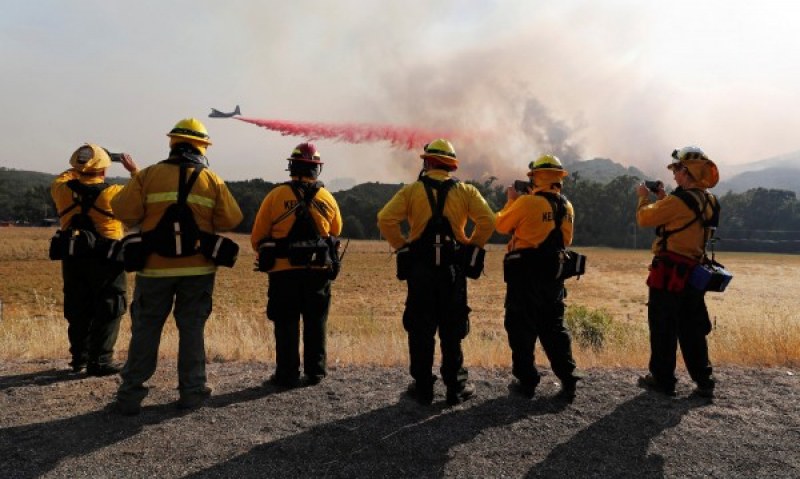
xmin=656 ymin=188 xmax=719 ymax=253
xmin=59 ymin=180 xmax=113 ymax=220
xmin=535 ymin=192 xmax=568 ymax=250
xmin=177 ymin=163 xmax=205 ymax=206
xmin=286 ymin=180 xmax=324 ymax=239
xmin=419 ymin=175 xmax=457 ymax=226
xmin=271 ymin=181 xmax=323 ymax=229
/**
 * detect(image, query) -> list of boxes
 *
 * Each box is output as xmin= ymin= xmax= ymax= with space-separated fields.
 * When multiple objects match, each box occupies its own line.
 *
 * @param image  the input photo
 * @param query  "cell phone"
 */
xmin=109 ymin=153 xmax=124 ymax=163
xmin=513 ymin=180 xmax=531 ymax=194
xmin=644 ymin=180 xmax=663 ymax=193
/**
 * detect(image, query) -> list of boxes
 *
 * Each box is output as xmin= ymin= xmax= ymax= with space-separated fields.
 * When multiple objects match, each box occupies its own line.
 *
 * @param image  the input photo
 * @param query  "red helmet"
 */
xmin=287 ymin=142 xmax=322 ymax=164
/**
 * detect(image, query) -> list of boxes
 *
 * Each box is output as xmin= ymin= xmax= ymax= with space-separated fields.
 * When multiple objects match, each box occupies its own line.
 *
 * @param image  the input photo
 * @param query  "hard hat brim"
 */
xmin=421 ymin=153 xmax=458 ymax=167
xmin=527 ymin=168 xmax=568 ymax=178
xmin=167 ymin=132 xmax=212 ymax=146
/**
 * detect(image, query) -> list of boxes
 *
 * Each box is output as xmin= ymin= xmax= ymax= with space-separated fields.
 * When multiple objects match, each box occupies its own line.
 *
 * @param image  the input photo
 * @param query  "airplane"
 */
xmin=209 ymin=105 xmax=241 ymax=118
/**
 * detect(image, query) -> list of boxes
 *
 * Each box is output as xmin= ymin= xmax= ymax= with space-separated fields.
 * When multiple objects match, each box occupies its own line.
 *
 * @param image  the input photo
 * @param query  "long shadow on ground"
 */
xmin=0 ymin=368 xmax=82 ymax=391
xmin=526 ymin=393 xmax=707 ymax=478
xmin=188 ymin=394 xmax=571 ymax=478
xmin=0 ymin=383 xmax=282 ymax=479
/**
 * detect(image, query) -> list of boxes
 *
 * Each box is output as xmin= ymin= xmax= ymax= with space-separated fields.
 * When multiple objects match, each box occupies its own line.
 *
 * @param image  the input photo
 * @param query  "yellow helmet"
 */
xmin=527 ymin=154 xmax=568 ymax=178
xmin=167 ymin=118 xmax=212 ymax=155
xmin=420 ymin=139 xmax=458 ymax=169
xmin=69 ymin=143 xmax=111 ymax=173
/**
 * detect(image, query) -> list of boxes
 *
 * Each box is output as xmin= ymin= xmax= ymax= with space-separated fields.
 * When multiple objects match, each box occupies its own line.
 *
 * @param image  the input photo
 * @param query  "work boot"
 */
xmin=69 ymin=358 xmax=87 ymax=373
xmin=406 ymin=377 xmax=436 ymax=405
xmin=446 ymin=382 xmax=476 ymax=406
xmin=87 ymin=362 xmax=122 ymax=377
xmin=112 ymin=399 xmax=142 ymax=416
xmin=692 ymin=378 xmax=716 ymax=399
xmin=637 ymin=374 xmax=676 ymax=397
xmin=556 ymin=380 xmax=577 ymax=402
xmin=177 ymin=386 xmax=212 ymax=410
xmin=509 ymin=380 xmax=537 ymax=399
xmin=264 ymin=374 xmax=301 ymax=390
xmin=303 ymin=374 xmax=326 ymax=387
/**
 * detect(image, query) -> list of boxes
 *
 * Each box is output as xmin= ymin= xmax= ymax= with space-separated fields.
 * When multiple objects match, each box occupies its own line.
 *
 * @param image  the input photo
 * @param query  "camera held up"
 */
xmin=644 ymin=180 xmax=663 ymax=193
xmin=513 ymin=180 xmax=531 ymax=194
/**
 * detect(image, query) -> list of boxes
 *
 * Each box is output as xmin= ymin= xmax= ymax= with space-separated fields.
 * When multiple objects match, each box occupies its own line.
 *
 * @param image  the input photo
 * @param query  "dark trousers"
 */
xmin=118 ymin=274 xmax=215 ymax=403
xmin=61 ymin=257 xmax=126 ymax=366
xmin=504 ymin=277 xmax=577 ymax=387
xmin=266 ymin=269 xmax=331 ymax=381
xmin=648 ymin=287 xmax=714 ymax=388
xmin=403 ymin=261 xmax=470 ymax=389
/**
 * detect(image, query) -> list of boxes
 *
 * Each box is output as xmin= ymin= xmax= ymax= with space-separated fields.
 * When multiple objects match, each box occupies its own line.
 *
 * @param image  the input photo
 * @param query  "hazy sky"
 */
xmin=1 ymin=0 xmax=799 ymax=185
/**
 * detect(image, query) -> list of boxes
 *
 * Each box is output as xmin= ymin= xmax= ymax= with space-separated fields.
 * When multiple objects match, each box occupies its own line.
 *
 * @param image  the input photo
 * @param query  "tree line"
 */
xmin=1 ymin=168 xmax=798 ymax=253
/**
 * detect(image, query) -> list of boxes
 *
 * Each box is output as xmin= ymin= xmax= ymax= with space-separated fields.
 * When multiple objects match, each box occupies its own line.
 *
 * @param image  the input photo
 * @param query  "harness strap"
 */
xmin=656 ymin=189 xmax=719 ymax=253
xmin=58 ymin=180 xmax=113 ymax=220
xmin=535 ymin=192 xmax=567 ymax=250
xmin=177 ymin=163 xmax=205 ymax=206
xmin=287 ymin=181 xmax=324 ymax=240
xmin=419 ymin=176 xmax=456 ymax=228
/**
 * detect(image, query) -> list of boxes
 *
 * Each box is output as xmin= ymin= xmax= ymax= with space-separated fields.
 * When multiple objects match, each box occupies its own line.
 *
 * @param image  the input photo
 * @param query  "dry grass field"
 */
xmin=1 ymin=227 xmax=798 ymax=369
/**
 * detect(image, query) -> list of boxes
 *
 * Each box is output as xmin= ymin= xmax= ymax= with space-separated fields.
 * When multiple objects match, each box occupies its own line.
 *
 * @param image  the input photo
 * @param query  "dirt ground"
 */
xmin=0 ymin=360 xmax=798 ymax=478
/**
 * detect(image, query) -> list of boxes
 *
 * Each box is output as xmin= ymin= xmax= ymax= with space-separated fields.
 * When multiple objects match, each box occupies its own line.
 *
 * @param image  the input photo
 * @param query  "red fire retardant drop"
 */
xmin=236 ymin=116 xmax=457 ymax=150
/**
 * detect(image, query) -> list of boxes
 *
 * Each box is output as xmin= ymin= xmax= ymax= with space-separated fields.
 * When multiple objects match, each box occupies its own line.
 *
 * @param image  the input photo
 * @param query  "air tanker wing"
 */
xmin=209 ymin=105 xmax=241 ymax=118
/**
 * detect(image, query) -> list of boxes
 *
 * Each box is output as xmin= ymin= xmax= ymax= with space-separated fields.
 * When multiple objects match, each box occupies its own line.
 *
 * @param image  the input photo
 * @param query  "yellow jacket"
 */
xmin=637 ymin=188 xmax=717 ymax=260
xmin=111 ymin=161 xmax=243 ymax=277
xmin=495 ymin=185 xmax=574 ymax=251
xmin=51 ymin=170 xmax=125 ymax=240
xmin=250 ymin=179 xmax=343 ymax=273
xmin=376 ymin=169 xmax=496 ymax=250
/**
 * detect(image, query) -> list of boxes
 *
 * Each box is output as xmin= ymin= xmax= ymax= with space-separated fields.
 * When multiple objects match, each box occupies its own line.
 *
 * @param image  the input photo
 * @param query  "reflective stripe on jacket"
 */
xmin=111 ymin=161 xmax=243 ymax=276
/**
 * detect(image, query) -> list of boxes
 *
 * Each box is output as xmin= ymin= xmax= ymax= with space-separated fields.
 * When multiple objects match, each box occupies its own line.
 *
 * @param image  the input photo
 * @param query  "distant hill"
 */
xmin=0 ymin=168 xmax=55 ymax=196
xmin=567 ymin=158 xmax=649 ymax=184
xmin=717 ymin=167 xmax=800 ymax=195
xmin=717 ymin=150 xmax=800 ymax=194
xmin=0 ymin=167 xmax=127 ymax=191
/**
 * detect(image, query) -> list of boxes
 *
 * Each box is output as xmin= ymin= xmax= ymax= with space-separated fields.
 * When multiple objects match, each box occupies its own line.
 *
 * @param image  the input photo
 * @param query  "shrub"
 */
xmin=566 ymin=305 xmax=614 ymax=351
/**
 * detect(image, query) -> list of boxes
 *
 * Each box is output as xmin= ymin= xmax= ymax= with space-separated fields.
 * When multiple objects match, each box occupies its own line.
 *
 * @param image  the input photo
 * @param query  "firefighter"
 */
xmin=110 ymin=118 xmax=243 ymax=415
xmin=636 ymin=146 xmax=720 ymax=398
xmin=251 ymin=143 xmax=343 ymax=388
xmin=495 ymin=155 xmax=582 ymax=400
xmin=50 ymin=144 xmax=138 ymax=376
xmin=377 ymin=139 xmax=495 ymax=406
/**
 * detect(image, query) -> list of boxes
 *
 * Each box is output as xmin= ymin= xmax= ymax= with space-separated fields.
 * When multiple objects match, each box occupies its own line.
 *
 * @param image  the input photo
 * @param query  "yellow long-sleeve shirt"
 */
xmin=637 ymin=189 xmax=717 ymax=260
xmin=250 ymin=180 xmax=342 ymax=273
xmin=376 ymin=169 xmax=496 ymax=250
xmin=495 ymin=186 xmax=574 ymax=251
xmin=50 ymin=170 xmax=125 ymax=240
xmin=111 ymin=161 xmax=243 ymax=277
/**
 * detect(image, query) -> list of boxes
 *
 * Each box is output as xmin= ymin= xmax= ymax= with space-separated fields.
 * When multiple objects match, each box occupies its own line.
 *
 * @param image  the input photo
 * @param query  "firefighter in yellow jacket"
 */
xmin=110 ymin=118 xmax=243 ymax=415
xmin=251 ymin=143 xmax=342 ymax=388
xmin=636 ymin=146 xmax=720 ymax=398
xmin=50 ymin=144 xmax=138 ymax=376
xmin=377 ymin=139 xmax=495 ymax=406
xmin=495 ymin=155 xmax=582 ymax=400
